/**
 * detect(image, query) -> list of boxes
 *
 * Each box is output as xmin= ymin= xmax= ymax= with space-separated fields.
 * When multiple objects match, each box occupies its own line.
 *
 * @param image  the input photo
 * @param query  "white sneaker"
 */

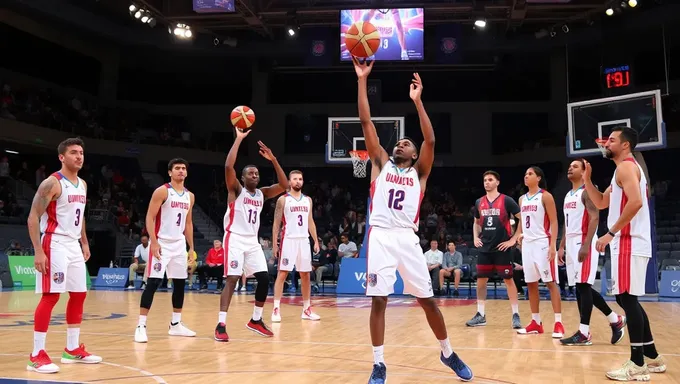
xmin=301 ymin=307 xmax=321 ymax=321
xmin=271 ymin=307 xmax=281 ymax=323
xmin=239 ymin=286 xmax=246 ymax=292
xmin=134 ymin=325 xmax=148 ymax=343
xmin=168 ymin=322 xmax=196 ymax=337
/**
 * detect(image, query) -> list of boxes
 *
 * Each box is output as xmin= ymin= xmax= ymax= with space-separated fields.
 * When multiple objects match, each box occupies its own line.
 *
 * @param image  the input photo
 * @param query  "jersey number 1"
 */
xmin=388 ymin=189 xmax=405 ymax=210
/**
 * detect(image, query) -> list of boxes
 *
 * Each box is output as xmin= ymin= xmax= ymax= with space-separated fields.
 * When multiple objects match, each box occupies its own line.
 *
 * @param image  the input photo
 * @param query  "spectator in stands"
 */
xmin=313 ymin=240 xmax=338 ymax=290
xmin=126 ymin=235 xmax=150 ymax=290
xmin=0 ymin=156 xmax=9 ymax=180
xmin=338 ymin=232 xmax=358 ymax=259
xmin=35 ymin=164 xmax=46 ymax=187
xmin=424 ymin=239 xmax=444 ymax=291
xmin=14 ymin=161 xmax=31 ymax=184
xmin=5 ymin=240 xmax=23 ymax=256
xmin=197 ymin=240 xmax=225 ymax=290
xmin=439 ymin=240 xmax=463 ymax=296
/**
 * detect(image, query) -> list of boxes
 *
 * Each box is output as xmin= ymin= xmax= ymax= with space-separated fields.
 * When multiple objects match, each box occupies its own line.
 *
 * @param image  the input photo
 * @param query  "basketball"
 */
xmin=344 ymin=21 xmax=381 ymax=58
xmin=230 ymin=105 xmax=256 ymax=130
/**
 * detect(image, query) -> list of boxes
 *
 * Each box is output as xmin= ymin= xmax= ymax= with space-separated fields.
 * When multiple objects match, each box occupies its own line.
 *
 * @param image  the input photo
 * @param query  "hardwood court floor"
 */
xmin=0 ymin=290 xmax=679 ymax=384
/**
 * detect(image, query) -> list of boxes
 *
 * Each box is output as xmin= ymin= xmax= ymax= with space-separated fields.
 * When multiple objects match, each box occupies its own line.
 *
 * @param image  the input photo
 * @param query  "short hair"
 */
xmin=141 ymin=234 xmax=149 ymax=239
xmin=289 ymin=170 xmax=303 ymax=179
xmin=242 ymin=164 xmax=257 ymax=176
xmin=574 ymin=158 xmax=586 ymax=170
xmin=611 ymin=126 xmax=639 ymax=150
xmin=340 ymin=232 xmax=349 ymax=238
xmin=398 ymin=136 xmax=420 ymax=156
xmin=57 ymin=138 xmax=84 ymax=155
xmin=447 ymin=240 xmax=455 ymax=246
xmin=529 ymin=166 xmax=548 ymax=190
xmin=168 ymin=158 xmax=189 ymax=171
xmin=483 ymin=170 xmax=500 ymax=181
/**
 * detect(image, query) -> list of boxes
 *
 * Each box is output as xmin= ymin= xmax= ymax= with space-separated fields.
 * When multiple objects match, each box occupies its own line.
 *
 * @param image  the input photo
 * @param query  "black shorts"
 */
xmin=477 ymin=250 xmax=513 ymax=279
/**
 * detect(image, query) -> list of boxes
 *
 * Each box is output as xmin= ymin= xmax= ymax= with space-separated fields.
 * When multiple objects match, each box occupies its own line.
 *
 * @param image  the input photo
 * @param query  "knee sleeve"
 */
xmin=66 ymin=291 xmax=87 ymax=324
xmin=171 ymin=279 xmax=186 ymax=309
xmin=34 ymin=293 xmax=60 ymax=332
xmin=618 ymin=292 xmax=644 ymax=343
xmin=254 ymin=271 xmax=269 ymax=303
xmin=140 ymin=278 xmax=162 ymax=310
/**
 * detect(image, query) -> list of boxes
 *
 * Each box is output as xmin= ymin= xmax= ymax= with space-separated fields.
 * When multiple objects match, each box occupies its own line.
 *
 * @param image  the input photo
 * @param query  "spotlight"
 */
xmin=474 ymin=18 xmax=487 ymax=28
xmin=134 ymin=10 xmax=142 ymax=18
xmin=562 ymin=24 xmax=569 ymax=33
xmin=287 ymin=27 xmax=296 ymax=36
xmin=129 ymin=4 xmax=137 ymax=12
xmin=141 ymin=14 xmax=149 ymax=23
xmin=171 ymin=23 xmax=193 ymax=39
xmin=628 ymin=0 xmax=637 ymax=7
xmin=550 ymin=29 xmax=556 ymax=37
xmin=605 ymin=7 xmax=614 ymax=16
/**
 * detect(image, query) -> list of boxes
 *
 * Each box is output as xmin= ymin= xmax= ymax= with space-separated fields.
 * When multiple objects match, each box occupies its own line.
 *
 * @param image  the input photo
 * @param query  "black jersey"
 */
xmin=473 ymin=194 xmax=520 ymax=253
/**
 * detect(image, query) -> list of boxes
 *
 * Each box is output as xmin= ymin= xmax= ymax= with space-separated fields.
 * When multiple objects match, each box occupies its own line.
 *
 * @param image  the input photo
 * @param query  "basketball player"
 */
xmin=271 ymin=170 xmax=321 ymax=322
xmin=515 ymin=166 xmax=565 ymax=338
xmin=134 ymin=158 xmax=196 ymax=343
xmin=214 ymin=129 xmax=288 ymax=341
xmin=362 ymin=9 xmax=408 ymax=60
xmin=582 ymin=127 xmax=666 ymax=380
xmin=466 ymin=170 xmax=523 ymax=329
xmin=26 ymin=138 xmax=102 ymax=373
xmin=353 ymin=58 xmax=472 ymax=383
xmin=559 ymin=159 xmax=626 ymax=346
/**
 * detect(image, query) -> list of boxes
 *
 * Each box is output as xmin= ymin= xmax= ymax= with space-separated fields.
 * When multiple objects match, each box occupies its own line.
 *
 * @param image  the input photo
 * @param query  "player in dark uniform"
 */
xmin=466 ymin=170 xmax=523 ymax=329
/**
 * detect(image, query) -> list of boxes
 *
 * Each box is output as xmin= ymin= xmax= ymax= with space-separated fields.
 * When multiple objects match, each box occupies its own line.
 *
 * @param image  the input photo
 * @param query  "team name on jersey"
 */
xmin=522 ymin=204 xmax=539 ymax=212
xmin=385 ymin=173 xmax=415 ymax=186
xmin=243 ymin=197 xmax=262 ymax=207
xmin=171 ymin=201 xmax=190 ymax=210
xmin=564 ymin=201 xmax=578 ymax=210
xmin=480 ymin=208 xmax=500 ymax=216
xmin=289 ymin=205 xmax=309 ymax=213
xmin=68 ymin=195 xmax=86 ymax=204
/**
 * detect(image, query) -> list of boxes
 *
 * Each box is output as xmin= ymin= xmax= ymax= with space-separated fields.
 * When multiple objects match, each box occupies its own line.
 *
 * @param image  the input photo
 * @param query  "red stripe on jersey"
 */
xmin=369 ymin=180 xmax=376 ymax=214
xmin=41 ymin=200 xmax=59 ymax=292
xmin=619 ymin=191 xmax=632 ymax=294
xmin=224 ymin=201 xmax=236 ymax=233
xmin=543 ymin=212 xmax=550 ymax=238
xmin=413 ymin=192 xmax=425 ymax=224
xmin=223 ymin=231 xmax=232 ymax=278
xmin=580 ymin=209 xmax=591 ymax=283
xmin=154 ymin=209 xmax=162 ymax=237
xmin=364 ymin=226 xmax=373 ymax=295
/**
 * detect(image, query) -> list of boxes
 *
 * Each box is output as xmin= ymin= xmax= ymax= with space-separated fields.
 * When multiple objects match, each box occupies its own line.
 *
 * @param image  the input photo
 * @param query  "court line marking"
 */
xmin=0 ymin=353 xmax=167 ymax=384
xmin=0 ymin=376 xmax=85 ymax=383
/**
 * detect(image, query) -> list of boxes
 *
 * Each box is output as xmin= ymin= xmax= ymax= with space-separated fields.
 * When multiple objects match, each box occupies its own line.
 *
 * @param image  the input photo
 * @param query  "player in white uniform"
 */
xmin=214 ymin=128 xmax=288 ymax=342
xmin=559 ymin=159 xmax=626 ymax=347
xmin=26 ymin=138 xmax=102 ymax=373
xmin=271 ymin=170 xmax=321 ymax=322
xmin=516 ymin=166 xmax=564 ymax=338
xmin=135 ymin=158 xmax=196 ymax=343
xmin=583 ymin=127 xmax=666 ymax=380
xmin=353 ymin=58 xmax=472 ymax=384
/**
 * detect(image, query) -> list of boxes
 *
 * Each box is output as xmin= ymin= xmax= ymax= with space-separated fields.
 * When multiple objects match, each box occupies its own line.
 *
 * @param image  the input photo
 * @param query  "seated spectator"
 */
xmin=313 ymin=241 xmax=338 ymax=289
xmin=424 ymin=239 xmax=443 ymax=292
xmin=439 ymin=240 xmax=463 ymax=296
xmin=126 ymin=235 xmax=150 ymax=289
xmin=197 ymin=240 xmax=224 ymax=290
xmin=338 ymin=232 xmax=358 ymax=259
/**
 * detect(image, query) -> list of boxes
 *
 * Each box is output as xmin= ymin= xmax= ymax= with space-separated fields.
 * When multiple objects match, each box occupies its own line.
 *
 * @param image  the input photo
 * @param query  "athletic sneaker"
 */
xmin=61 ymin=344 xmax=102 ymax=364
xmin=368 ymin=362 xmax=386 ymax=384
xmin=512 ymin=313 xmax=522 ymax=329
xmin=560 ymin=330 xmax=592 ymax=346
xmin=214 ymin=322 xmax=229 ymax=342
xmin=168 ymin=322 xmax=196 ymax=337
xmin=134 ymin=324 xmax=148 ymax=343
xmin=27 ymin=350 xmax=59 ymax=374
xmin=517 ymin=320 xmax=544 ymax=335
xmin=465 ymin=312 xmax=486 ymax=327
xmin=605 ymin=360 xmax=650 ymax=381
xmin=645 ymin=355 xmax=666 ymax=373
xmin=301 ymin=307 xmax=321 ymax=321
xmin=552 ymin=322 xmax=565 ymax=338
xmin=246 ymin=319 xmax=274 ymax=337
xmin=610 ymin=315 xmax=627 ymax=345
xmin=271 ymin=307 xmax=282 ymax=323
xmin=441 ymin=351 xmax=474 ymax=381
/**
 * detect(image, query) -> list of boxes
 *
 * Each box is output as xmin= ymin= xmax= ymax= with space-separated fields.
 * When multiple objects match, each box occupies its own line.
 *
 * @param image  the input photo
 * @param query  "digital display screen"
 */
xmin=603 ymin=65 xmax=632 ymax=89
xmin=340 ymin=9 xmax=424 ymax=61
xmin=193 ymin=0 xmax=235 ymax=13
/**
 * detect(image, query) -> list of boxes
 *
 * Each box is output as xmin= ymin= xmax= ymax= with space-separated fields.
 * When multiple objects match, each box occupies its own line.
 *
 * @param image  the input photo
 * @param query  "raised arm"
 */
xmin=543 ymin=192 xmax=559 ymax=260
xmin=184 ymin=192 xmax=195 ymax=256
xmin=409 ymin=73 xmax=434 ymax=181
xmin=583 ymin=160 xmax=610 ymax=209
xmin=146 ymin=186 xmax=168 ymax=259
xmin=257 ymin=141 xmax=288 ymax=200
xmin=307 ymin=197 xmax=320 ymax=253
xmin=271 ymin=196 xmax=285 ymax=258
xmin=27 ymin=176 xmax=61 ymax=273
xmin=352 ymin=57 xmax=389 ymax=171
xmin=225 ymin=128 xmax=249 ymax=197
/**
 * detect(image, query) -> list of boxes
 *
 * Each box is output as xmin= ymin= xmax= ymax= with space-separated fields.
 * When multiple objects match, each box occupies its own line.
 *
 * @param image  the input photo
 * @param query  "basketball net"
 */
xmin=349 ymin=150 xmax=369 ymax=178
xmin=595 ymin=138 xmax=608 ymax=158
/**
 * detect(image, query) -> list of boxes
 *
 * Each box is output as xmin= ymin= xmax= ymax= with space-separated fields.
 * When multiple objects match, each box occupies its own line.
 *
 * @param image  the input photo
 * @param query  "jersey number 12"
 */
xmin=387 ymin=189 xmax=405 ymax=210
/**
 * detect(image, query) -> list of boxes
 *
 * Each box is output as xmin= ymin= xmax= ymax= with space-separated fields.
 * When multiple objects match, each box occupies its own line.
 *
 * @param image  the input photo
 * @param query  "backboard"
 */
xmin=326 ymin=117 xmax=404 ymax=163
xmin=566 ymin=89 xmax=666 ymax=157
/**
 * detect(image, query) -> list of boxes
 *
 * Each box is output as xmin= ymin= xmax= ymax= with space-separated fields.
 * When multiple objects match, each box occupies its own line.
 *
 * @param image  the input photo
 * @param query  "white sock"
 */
xmin=555 ymin=313 xmax=562 ymax=323
xmin=218 ymin=311 xmax=227 ymax=324
xmin=171 ymin=312 xmax=181 ymax=324
xmin=372 ymin=345 xmax=385 ymax=364
xmin=579 ymin=324 xmax=590 ymax=335
xmin=274 ymin=299 xmax=280 ymax=309
xmin=66 ymin=328 xmax=80 ymax=350
xmin=477 ymin=301 xmax=485 ymax=316
xmin=607 ymin=312 xmax=619 ymax=323
xmin=138 ymin=315 xmax=147 ymax=326
xmin=32 ymin=331 xmax=47 ymax=357
xmin=439 ymin=338 xmax=453 ymax=358
xmin=511 ymin=304 xmax=519 ymax=314
xmin=252 ymin=306 xmax=263 ymax=321
xmin=531 ymin=313 xmax=541 ymax=323
xmin=303 ymin=300 xmax=311 ymax=310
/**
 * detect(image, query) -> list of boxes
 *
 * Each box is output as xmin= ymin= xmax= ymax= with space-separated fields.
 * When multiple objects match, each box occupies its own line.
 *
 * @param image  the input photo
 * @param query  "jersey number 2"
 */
xmin=387 ymin=189 xmax=405 ymax=210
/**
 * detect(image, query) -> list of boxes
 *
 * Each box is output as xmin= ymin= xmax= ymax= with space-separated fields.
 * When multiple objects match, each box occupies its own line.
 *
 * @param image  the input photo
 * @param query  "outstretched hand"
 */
xmin=352 ymin=56 xmax=374 ymax=78
xmin=258 ymin=141 xmax=275 ymax=161
xmin=409 ymin=72 xmax=423 ymax=101
xmin=235 ymin=126 xmax=251 ymax=138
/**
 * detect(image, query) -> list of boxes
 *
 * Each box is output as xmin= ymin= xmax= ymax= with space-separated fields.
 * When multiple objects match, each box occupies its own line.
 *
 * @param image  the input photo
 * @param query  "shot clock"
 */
xmin=602 ymin=65 xmax=633 ymax=90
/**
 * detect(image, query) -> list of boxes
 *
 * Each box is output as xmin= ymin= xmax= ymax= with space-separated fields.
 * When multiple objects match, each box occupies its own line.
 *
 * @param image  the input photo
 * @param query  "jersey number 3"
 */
xmin=387 ymin=189 xmax=405 ymax=210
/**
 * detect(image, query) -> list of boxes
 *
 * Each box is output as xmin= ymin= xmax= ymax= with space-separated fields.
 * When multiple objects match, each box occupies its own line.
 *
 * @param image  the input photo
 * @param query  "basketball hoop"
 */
xmin=349 ymin=150 xmax=369 ymax=178
xmin=595 ymin=138 xmax=608 ymax=158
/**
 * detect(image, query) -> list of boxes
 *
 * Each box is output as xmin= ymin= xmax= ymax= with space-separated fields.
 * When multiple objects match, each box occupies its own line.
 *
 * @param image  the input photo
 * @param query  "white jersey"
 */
xmin=224 ymin=187 xmax=264 ymax=236
xmin=520 ymin=189 xmax=550 ymax=241
xmin=563 ymin=185 xmax=594 ymax=238
xmin=607 ymin=158 xmax=652 ymax=258
xmin=155 ymin=183 xmax=191 ymax=242
xmin=282 ymin=193 xmax=311 ymax=239
xmin=369 ymin=160 xmax=423 ymax=231
xmin=40 ymin=172 xmax=87 ymax=240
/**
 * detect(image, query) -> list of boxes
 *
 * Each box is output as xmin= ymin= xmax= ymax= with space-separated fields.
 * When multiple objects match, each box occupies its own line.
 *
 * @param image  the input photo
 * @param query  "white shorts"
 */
xmin=279 ymin=237 xmax=312 ymax=272
xmin=224 ymin=232 xmax=267 ymax=276
xmin=565 ymin=235 xmax=599 ymax=286
xmin=365 ymin=227 xmax=433 ymax=298
xmin=610 ymin=238 xmax=649 ymax=296
xmin=36 ymin=234 xmax=87 ymax=294
xmin=521 ymin=238 xmax=558 ymax=284
xmin=147 ymin=238 xmax=188 ymax=279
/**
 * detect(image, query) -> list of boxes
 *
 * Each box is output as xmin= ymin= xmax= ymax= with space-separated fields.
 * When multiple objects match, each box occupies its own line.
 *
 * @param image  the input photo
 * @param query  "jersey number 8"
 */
xmin=486 ymin=216 xmax=493 ymax=226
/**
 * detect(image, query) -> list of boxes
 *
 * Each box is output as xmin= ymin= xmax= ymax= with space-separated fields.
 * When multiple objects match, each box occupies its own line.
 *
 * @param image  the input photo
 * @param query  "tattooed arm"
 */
xmin=27 ymin=176 xmax=61 ymax=273
xmin=271 ymin=196 xmax=285 ymax=258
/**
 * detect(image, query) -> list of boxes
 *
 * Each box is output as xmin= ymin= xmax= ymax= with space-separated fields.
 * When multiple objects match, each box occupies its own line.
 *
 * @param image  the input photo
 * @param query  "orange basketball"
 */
xmin=230 ymin=105 xmax=255 ymax=130
xmin=344 ymin=21 xmax=381 ymax=58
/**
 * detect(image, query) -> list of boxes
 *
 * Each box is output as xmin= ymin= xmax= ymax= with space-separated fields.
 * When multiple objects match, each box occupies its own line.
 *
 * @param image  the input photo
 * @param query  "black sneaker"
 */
xmin=465 ymin=312 xmax=486 ymax=327
xmin=452 ymin=289 xmax=459 ymax=297
xmin=368 ymin=362 xmax=386 ymax=384
xmin=610 ymin=315 xmax=627 ymax=345
xmin=560 ymin=330 xmax=592 ymax=346
xmin=214 ymin=322 xmax=229 ymax=342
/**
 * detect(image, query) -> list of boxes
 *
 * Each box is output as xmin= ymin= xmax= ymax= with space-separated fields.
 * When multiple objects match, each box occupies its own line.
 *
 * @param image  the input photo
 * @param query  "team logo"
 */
xmin=504 ymin=269 xmax=510 ymax=276
xmin=311 ymin=40 xmax=326 ymax=57
xmin=282 ymin=258 xmax=289 ymax=266
xmin=52 ymin=272 xmax=64 ymax=284
xmin=230 ymin=260 xmax=239 ymax=269
xmin=153 ymin=262 xmax=162 ymax=272
xmin=543 ymin=269 xmax=550 ymax=277
xmin=440 ymin=38 xmax=457 ymax=54
xmin=367 ymin=273 xmax=377 ymax=287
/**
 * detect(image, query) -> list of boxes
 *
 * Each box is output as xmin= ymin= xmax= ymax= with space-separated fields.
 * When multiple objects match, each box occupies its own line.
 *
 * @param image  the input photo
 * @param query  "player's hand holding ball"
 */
xmin=345 ymin=21 xmax=381 ymax=59
xmin=352 ymin=56 xmax=374 ymax=78
xmin=231 ymin=105 xmax=255 ymax=133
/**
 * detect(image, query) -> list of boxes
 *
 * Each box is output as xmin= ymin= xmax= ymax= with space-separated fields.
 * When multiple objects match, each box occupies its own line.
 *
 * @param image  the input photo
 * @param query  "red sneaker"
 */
xmin=552 ymin=321 xmax=565 ymax=338
xmin=214 ymin=322 xmax=229 ymax=342
xmin=246 ymin=319 xmax=274 ymax=337
xmin=27 ymin=350 xmax=59 ymax=373
xmin=61 ymin=344 xmax=102 ymax=364
xmin=517 ymin=320 xmax=544 ymax=335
